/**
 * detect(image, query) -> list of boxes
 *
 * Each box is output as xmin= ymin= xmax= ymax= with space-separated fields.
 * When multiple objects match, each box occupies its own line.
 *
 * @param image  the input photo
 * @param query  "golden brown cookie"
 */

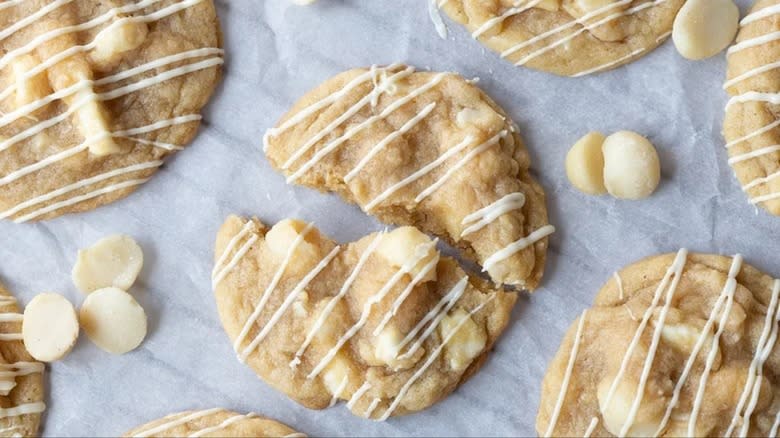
xmin=212 ymin=215 xmax=516 ymax=420
xmin=432 ymin=0 xmax=685 ymax=77
xmin=724 ymin=0 xmax=780 ymax=216
xmin=263 ymin=64 xmax=552 ymax=290
xmin=0 ymin=282 xmax=45 ymax=437
xmin=0 ymin=0 xmax=223 ymax=222
xmin=537 ymin=250 xmax=780 ymax=437
xmin=124 ymin=409 xmax=302 ymax=437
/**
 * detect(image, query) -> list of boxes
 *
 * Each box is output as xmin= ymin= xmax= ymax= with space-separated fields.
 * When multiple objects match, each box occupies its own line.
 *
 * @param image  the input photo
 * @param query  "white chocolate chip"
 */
xmin=377 ymin=227 xmax=439 ymax=279
xmin=22 ymin=293 xmax=79 ymax=362
xmin=597 ymin=374 xmax=665 ymax=437
xmin=266 ymin=219 xmax=322 ymax=274
xmin=602 ymin=131 xmax=661 ymax=200
xmin=374 ymin=326 xmax=403 ymax=365
xmin=322 ymin=353 xmax=352 ymax=396
xmin=438 ymin=309 xmax=486 ymax=371
xmin=90 ymin=20 xmax=148 ymax=71
xmin=566 ymin=131 xmax=607 ymax=195
xmin=661 ymin=323 xmax=704 ymax=353
xmin=11 ymin=54 xmax=52 ymax=110
xmin=79 ymin=287 xmax=147 ymax=355
xmin=72 ymin=235 xmax=144 ymax=293
xmin=672 ymin=0 xmax=739 ymax=60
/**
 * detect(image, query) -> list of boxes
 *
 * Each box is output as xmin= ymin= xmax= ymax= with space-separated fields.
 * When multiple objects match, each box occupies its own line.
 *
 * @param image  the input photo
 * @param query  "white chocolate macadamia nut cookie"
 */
xmin=0 ymin=283 xmax=45 ymax=436
xmin=538 ymin=250 xmax=780 ymax=437
xmin=565 ymin=132 xmax=607 ymax=195
xmin=602 ymin=131 xmax=661 ymax=199
xmin=212 ymin=215 xmax=517 ymax=420
xmin=125 ymin=409 xmax=302 ymax=438
xmin=0 ymin=0 xmax=223 ymax=222
xmin=672 ymin=0 xmax=739 ymax=60
xmin=79 ymin=287 xmax=147 ymax=355
xmin=22 ymin=293 xmax=79 ymax=362
xmin=264 ymin=64 xmax=552 ymax=290
xmin=72 ymin=234 xmax=144 ymax=293
xmin=723 ymin=0 xmax=780 ymax=216
xmin=433 ymin=0 xmax=685 ymax=77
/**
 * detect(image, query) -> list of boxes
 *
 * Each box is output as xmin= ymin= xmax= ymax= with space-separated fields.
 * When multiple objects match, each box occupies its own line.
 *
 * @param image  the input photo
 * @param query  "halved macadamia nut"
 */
xmin=602 ymin=131 xmax=661 ymax=200
xmin=672 ymin=0 xmax=739 ymax=60
xmin=22 ymin=293 xmax=79 ymax=362
xmin=79 ymin=287 xmax=147 ymax=355
xmin=72 ymin=235 xmax=144 ymax=293
xmin=566 ymin=132 xmax=607 ymax=195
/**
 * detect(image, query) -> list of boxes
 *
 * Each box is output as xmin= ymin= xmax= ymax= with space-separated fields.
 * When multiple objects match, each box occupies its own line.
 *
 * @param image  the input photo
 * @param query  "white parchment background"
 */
xmin=0 ymin=0 xmax=775 ymax=436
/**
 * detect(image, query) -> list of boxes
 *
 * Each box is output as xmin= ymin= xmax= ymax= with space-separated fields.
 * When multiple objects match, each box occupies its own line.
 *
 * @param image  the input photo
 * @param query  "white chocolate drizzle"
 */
xmin=471 ymin=0 xmax=542 ymax=39
xmin=687 ymin=255 xmax=743 ymax=436
xmin=590 ymin=249 xmax=688 ymax=435
xmin=238 ymin=245 xmax=342 ymax=361
xmin=0 ymin=0 xmax=222 ymax=220
xmin=346 ymin=382 xmax=372 ymax=410
xmin=614 ymin=272 xmax=624 ymax=300
xmin=132 ymin=408 xmax=222 ymax=438
xmin=364 ymin=398 xmax=381 ymax=418
xmin=543 ymin=310 xmax=587 ymax=438
xmin=377 ymin=295 xmax=495 ymax=421
xmin=461 ymin=192 xmax=525 ymax=237
xmin=372 ymin=256 xmax=439 ymax=337
xmin=188 ymin=413 xmax=259 ymax=438
xmin=328 ymin=375 xmax=349 ymax=407
xmin=482 ymin=224 xmax=555 ymax=272
xmin=291 ymin=232 xmax=384 ymax=369
xmin=772 ymin=410 xmax=780 ymax=438
xmin=652 ymin=255 xmax=744 ymax=436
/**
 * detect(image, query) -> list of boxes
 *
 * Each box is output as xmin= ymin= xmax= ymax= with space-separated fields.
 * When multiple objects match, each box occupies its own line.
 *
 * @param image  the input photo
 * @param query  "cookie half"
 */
xmin=724 ymin=0 xmax=780 ymax=216
xmin=263 ymin=64 xmax=552 ymax=289
xmin=537 ymin=249 xmax=780 ymax=437
xmin=212 ymin=215 xmax=516 ymax=420
xmin=0 ymin=0 xmax=223 ymax=222
xmin=0 ymin=282 xmax=45 ymax=437
xmin=124 ymin=409 xmax=301 ymax=437
xmin=433 ymin=0 xmax=684 ymax=77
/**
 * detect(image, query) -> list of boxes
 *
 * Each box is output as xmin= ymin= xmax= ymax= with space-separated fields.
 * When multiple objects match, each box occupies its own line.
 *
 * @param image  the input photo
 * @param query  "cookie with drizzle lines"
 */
xmin=429 ymin=0 xmax=684 ymax=77
xmin=724 ymin=0 xmax=780 ymax=217
xmin=0 ymin=281 xmax=45 ymax=438
xmin=263 ymin=64 xmax=552 ymax=290
xmin=0 ymin=0 xmax=223 ymax=222
xmin=212 ymin=215 xmax=517 ymax=420
xmin=537 ymin=249 xmax=780 ymax=437
xmin=124 ymin=408 xmax=303 ymax=438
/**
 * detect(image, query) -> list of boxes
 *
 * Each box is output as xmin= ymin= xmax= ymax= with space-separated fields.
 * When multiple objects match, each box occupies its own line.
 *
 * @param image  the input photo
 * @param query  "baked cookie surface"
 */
xmin=433 ymin=0 xmax=684 ymax=77
xmin=0 ymin=282 xmax=45 ymax=437
xmin=263 ymin=64 xmax=552 ymax=290
xmin=124 ymin=409 xmax=301 ymax=437
xmin=724 ymin=0 xmax=780 ymax=216
xmin=537 ymin=250 xmax=780 ymax=437
xmin=0 ymin=0 xmax=223 ymax=223
xmin=212 ymin=215 xmax=517 ymax=420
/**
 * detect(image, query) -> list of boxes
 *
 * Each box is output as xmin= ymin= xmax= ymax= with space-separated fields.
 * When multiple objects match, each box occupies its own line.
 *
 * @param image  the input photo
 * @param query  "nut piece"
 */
xmin=79 ymin=287 xmax=147 ymax=354
xmin=376 ymin=227 xmax=439 ymax=279
xmin=602 ymin=131 xmax=661 ymax=200
xmin=90 ymin=19 xmax=148 ymax=71
xmin=438 ymin=309 xmax=487 ymax=371
xmin=566 ymin=132 xmax=607 ymax=195
xmin=22 ymin=293 xmax=79 ymax=362
xmin=672 ymin=0 xmax=739 ymax=60
xmin=72 ymin=235 xmax=144 ymax=293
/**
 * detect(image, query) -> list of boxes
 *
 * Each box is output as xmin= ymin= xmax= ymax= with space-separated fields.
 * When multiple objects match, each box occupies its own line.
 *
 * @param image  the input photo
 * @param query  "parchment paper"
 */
xmin=0 ymin=0 xmax=774 ymax=436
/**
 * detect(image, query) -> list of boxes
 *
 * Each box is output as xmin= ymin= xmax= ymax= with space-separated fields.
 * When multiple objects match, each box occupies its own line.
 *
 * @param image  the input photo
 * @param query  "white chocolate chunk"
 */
xmin=377 ymin=227 xmax=439 ymax=279
xmin=22 ymin=293 xmax=79 ymax=362
xmin=11 ymin=54 xmax=52 ymax=109
xmin=602 ymin=131 xmax=661 ymax=200
xmin=72 ymin=235 xmax=144 ymax=293
xmin=266 ymin=219 xmax=322 ymax=274
xmin=79 ymin=287 xmax=147 ymax=355
xmin=322 ymin=353 xmax=352 ymax=396
xmin=661 ymin=323 xmax=703 ymax=353
xmin=672 ymin=0 xmax=739 ymax=60
xmin=438 ymin=309 xmax=486 ymax=371
xmin=90 ymin=19 xmax=148 ymax=71
xmin=597 ymin=374 xmax=665 ymax=437
xmin=374 ymin=326 xmax=403 ymax=365
xmin=565 ymin=131 xmax=607 ymax=195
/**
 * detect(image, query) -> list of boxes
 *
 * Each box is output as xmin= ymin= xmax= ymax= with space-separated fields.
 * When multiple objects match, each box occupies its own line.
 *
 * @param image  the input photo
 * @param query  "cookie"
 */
xmin=432 ymin=0 xmax=685 ymax=77
xmin=212 ymin=216 xmax=516 ymax=419
xmin=537 ymin=249 xmax=780 ymax=437
xmin=0 ymin=0 xmax=223 ymax=223
xmin=0 ymin=282 xmax=46 ymax=437
xmin=724 ymin=0 xmax=780 ymax=216
xmin=263 ymin=64 xmax=552 ymax=289
xmin=124 ymin=409 xmax=302 ymax=437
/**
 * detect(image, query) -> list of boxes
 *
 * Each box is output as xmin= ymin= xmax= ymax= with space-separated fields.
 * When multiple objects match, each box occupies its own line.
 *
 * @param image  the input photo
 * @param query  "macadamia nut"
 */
xmin=79 ymin=287 xmax=147 ymax=355
xmin=602 ymin=131 xmax=661 ymax=200
xmin=672 ymin=0 xmax=739 ymax=60
xmin=22 ymin=293 xmax=79 ymax=362
xmin=566 ymin=131 xmax=607 ymax=195
xmin=72 ymin=235 xmax=144 ymax=293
